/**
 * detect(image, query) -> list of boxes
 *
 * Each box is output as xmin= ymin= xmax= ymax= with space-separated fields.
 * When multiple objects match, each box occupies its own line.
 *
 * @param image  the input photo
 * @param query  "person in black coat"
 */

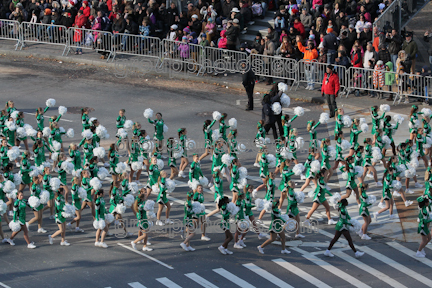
xmin=242 ymin=63 xmax=255 ymax=111
xmin=261 ymin=94 xmax=277 ymax=140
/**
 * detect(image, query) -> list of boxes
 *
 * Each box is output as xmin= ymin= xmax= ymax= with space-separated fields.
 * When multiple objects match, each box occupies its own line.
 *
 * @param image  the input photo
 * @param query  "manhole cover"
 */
xmin=67 ymin=107 xmax=95 ymax=114
xmin=196 ymin=112 xmax=213 ymax=117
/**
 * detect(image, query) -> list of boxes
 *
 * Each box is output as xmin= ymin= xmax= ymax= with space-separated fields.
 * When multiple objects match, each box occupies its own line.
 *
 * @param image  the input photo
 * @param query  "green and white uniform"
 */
xmin=304 ymin=154 xmax=315 ymax=179
xmin=269 ymin=205 xmax=285 ymax=233
xmin=189 ymin=161 xmax=203 ymax=182
xmin=81 ymin=113 xmax=90 ymax=131
xmin=146 ymin=164 xmax=160 ymax=189
xmin=219 ymin=119 xmax=230 ymax=141
xmin=350 ymin=124 xmax=362 ymax=150
xmin=244 ymin=191 xmax=254 ymax=217
xmin=278 ymin=165 xmax=294 ymax=192
xmin=219 ymin=203 xmax=231 ymax=230
xmin=109 ymin=149 xmax=119 ymax=175
xmin=418 ymin=207 xmax=431 ymax=235
xmin=340 ymin=163 xmax=358 ymax=190
xmin=20 ymin=155 xmax=32 ymax=185
xmin=136 ymin=197 xmax=150 ymax=230
xmin=157 ymin=178 xmax=169 ymax=205
xmin=43 ymin=173 xmax=54 ymax=200
xmin=81 ymin=177 xmax=92 ymax=202
xmin=203 ymin=120 xmax=216 ymax=148
xmin=95 ymin=196 xmax=106 ymax=221
xmin=58 ymin=160 xmax=67 ymax=186
xmin=321 ymin=143 xmax=331 ymax=170
xmin=109 ymin=186 xmax=123 ymax=213
xmin=55 ymin=194 xmax=66 ymax=224
xmin=121 ymin=179 xmax=131 ymax=196
xmin=71 ymin=183 xmax=82 ymax=210
xmin=183 ymin=200 xmax=195 ymax=228
xmin=371 ymin=109 xmax=385 ymax=136
xmin=308 ymin=121 xmax=321 ymax=149
xmin=148 ymin=118 xmax=164 ymax=141
xmin=83 ymin=142 xmax=94 ymax=166
xmin=362 ymin=144 xmax=373 ymax=167
xmin=69 ymin=149 xmax=82 ymax=171
xmin=313 ymin=177 xmax=332 ymax=204
xmin=335 ymin=204 xmax=351 ymax=231
xmin=30 ymin=183 xmax=44 ymax=211
xmin=193 ymin=191 xmax=205 ymax=217
xmin=286 ymin=187 xmax=299 ymax=217
xmin=213 ymin=173 xmax=224 ymax=202
xmin=259 ymin=154 xmax=269 ymax=178
xmin=235 ymin=198 xmax=245 ymax=221
xmin=359 ymin=185 xmax=372 ymax=217
xmin=382 ymin=172 xmax=393 ymax=200
xmin=283 ymin=115 xmax=298 ymax=139
xmin=13 ymin=198 xmax=27 ymax=225
xmin=230 ymin=164 xmax=240 ymax=192
xmin=264 ymin=178 xmax=275 ymax=201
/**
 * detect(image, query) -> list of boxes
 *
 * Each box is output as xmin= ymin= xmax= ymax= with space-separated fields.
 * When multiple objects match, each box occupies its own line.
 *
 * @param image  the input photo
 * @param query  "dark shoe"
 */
xmin=245 ymin=108 xmax=252 ymax=111
xmin=386 ymin=97 xmax=393 ymax=101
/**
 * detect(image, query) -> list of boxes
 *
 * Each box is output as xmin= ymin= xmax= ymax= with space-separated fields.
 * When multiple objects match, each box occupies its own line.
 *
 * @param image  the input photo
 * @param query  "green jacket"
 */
xmin=384 ymin=61 xmax=395 ymax=85
xmin=401 ymin=40 xmax=418 ymax=60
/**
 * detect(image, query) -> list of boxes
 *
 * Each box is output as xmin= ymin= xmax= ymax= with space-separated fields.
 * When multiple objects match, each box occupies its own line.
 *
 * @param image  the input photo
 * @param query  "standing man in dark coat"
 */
xmin=242 ymin=63 xmax=255 ymax=111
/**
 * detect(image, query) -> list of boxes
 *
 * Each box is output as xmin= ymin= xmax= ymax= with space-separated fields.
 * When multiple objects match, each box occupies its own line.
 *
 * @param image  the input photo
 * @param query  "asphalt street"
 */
xmin=0 ymin=56 xmax=431 ymax=288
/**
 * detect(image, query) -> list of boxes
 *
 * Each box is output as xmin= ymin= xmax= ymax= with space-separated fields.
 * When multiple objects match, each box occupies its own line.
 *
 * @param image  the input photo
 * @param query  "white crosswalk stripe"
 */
xmin=156 ymin=277 xmax=183 ymax=288
xmin=272 ymin=258 xmax=332 ymax=288
xmin=185 ymin=273 xmax=219 ymax=288
xmin=213 ymin=268 xmax=256 ymax=288
xmin=242 ymin=263 xmax=294 ymax=288
xmin=128 ymin=282 xmax=147 ymax=288
xmin=386 ymin=242 xmax=432 ymax=268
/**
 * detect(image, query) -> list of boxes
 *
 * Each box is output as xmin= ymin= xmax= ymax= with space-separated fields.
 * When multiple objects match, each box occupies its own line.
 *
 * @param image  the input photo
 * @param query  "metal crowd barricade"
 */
xmin=296 ymin=60 xmax=347 ymax=93
xmin=250 ymin=54 xmax=297 ymax=87
xmin=19 ymin=22 xmax=68 ymax=53
xmin=111 ymin=33 xmax=161 ymax=61
xmin=395 ymin=73 xmax=431 ymax=104
xmin=346 ymin=66 xmax=399 ymax=100
xmin=203 ymin=46 xmax=248 ymax=74
xmin=66 ymin=27 xmax=113 ymax=59
xmin=160 ymin=39 xmax=204 ymax=75
xmin=0 ymin=20 xmax=20 ymax=49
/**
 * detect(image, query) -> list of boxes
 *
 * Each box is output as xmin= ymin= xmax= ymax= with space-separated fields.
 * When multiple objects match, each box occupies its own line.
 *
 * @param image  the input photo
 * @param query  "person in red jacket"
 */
xmin=80 ymin=1 xmax=91 ymax=17
xmin=351 ymin=44 xmax=363 ymax=68
xmin=321 ymin=64 xmax=340 ymax=118
xmin=293 ymin=18 xmax=305 ymax=38
xmin=73 ymin=10 xmax=88 ymax=54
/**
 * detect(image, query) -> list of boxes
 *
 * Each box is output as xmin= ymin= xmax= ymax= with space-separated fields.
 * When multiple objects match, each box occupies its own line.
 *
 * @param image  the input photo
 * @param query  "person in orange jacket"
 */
xmin=297 ymin=35 xmax=318 ymax=90
xmin=321 ymin=64 xmax=340 ymax=118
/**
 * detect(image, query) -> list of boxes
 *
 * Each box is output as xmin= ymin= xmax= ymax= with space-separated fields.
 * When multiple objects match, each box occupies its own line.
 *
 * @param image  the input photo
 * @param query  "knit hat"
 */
xmin=182 ymin=36 xmax=188 ymax=41
xmin=233 ymin=18 xmax=239 ymax=23
xmin=45 ymin=8 xmax=52 ymax=15
xmin=326 ymin=27 xmax=333 ymax=34
xmin=170 ymin=24 xmax=178 ymax=29
xmin=183 ymin=26 xmax=191 ymax=33
xmin=191 ymin=14 xmax=198 ymax=19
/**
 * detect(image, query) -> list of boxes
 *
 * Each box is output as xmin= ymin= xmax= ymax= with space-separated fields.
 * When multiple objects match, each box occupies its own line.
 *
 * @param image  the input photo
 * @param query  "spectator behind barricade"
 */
xmin=41 ymin=8 xmax=52 ymax=24
xmin=267 ymin=26 xmax=279 ymax=45
xmin=167 ymin=2 xmax=179 ymax=28
xmin=277 ymin=36 xmax=294 ymax=58
xmin=274 ymin=14 xmax=286 ymax=34
xmin=384 ymin=61 xmax=395 ymax=101
xmin=217 ymin=29 xmax=227 ymax=49
xmin=347 ymin=24 xmax=357 ymax=52
xmin=231 ymin=7 xmax=244 ymax=31
xmin=297 ymin=35 xmax=318 ymax=90
xmin=178 ymin=12 xmax=188 ymax=30
xmin=339 ymin=30 xmax=350 ymax=52
xmin=397 ymin=66 xmax=409 ymax=104
xmin=187 ymin=3 xmax=201 ymax=21
xmin=61 ymin=12 xmax=74 ymax=28
xmin=226 ymin=19 xmax=239 ymax=50
xmin=373 ymin=60 xmax=385 ymax=99
xmin=189 ymin=14 xmax=202 ymax=35
xmin=314 ymin=16 xmax=325 ymax=36
xmin=221 ymin=0 xmax=236 ymax=19
xmin=378 ymin=44 xmax=391 ymax=66
xmin=372 ymin=26 xmax=385 ymax=53
xmin=279 ymin=29 xmax=287 ymax=43
xmin=112 ymin=12 xmax=125 ymax=34
xmin=199 ymin=33 xmax=210 ymax=48
xmin=402 ymin=31 xmax=418 ymax=75
xmin=293 ymin=17 xmax=305 ymax=38
xmin=351 ymin=71 xmax=363 ymax=97
xmin=335 ymin=50 xmax=350 ymax=68
xmin=351 ymin=43 xmax=363 ymax=68
xmin=80 ymin=0 xmax=90 ymax=18
xmin=166 ymin=24 xmax=177 ymax=40
xmin=264 ymin=35 xmax=276 ymax=85
xmin=204 ymin=18 xmax=216 ymax=41
xmin=239 ymin=2 xmax=252 ymax=26
xmin=250 ymin=32 xmax=262 ymax=51
xmin=178 ymin=36 xmax=190 ymax=59
xmin=386 ymin=29 xmax=402 ymax=71
xmin=355 ymin=13 xmax=366 ymax=34
xmin=308 ymin=34 xmax=316 ymax=47
xmin=300 ymin=7 xmax=312 ymax=32
xmin=322 ymin=27 xmax=338 ymax=64
xmin=358 ymin=22 xmax=372 ymax=49
xmin=335 ymin=10 xmax=347 ymax=31
xmin=9 ymin=6 xmax=24 ymax=23
xmin=287 ymin=26 xmax=298 ymax=45
xmin=363 ymin=42 xmax=377 ymax=69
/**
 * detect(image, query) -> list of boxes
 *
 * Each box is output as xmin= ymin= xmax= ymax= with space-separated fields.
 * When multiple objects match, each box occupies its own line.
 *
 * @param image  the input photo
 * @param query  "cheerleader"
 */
xmin=199 ymin=119 xmax=217 ymax=161
xmin=156 ymin=171 xmax=173 ymax=226
xmin=57 ymin=153 xmax=70 ymax=199
xmin=416 ymin=196 xmax=431 ymax=258
xmin=146 ymin=156 xmax=160 ymax=197
xmin=33 ymin=138 xmax=51 ymax=167
xmin=178 ymin=128 xmax=189 ymax=178
xmin=69 ymin=143 xmax=82 ymax=175
xmin=307 ymin=120 xmax=321 ymax=158
xmin=389 ymin=155 xmax=413 ymax=207
xmin=189 ymin=153 xmax=203 ymax=184
xmin=207 ymin=196 xmax=234 ymax=255
xmin=212 ymin=168 xmax=224 ymax=204
xmin=230 ymin=158 xmax=240 ymax=201
xmin=324 ymin=199 xmax=364 ymax=258
xmin=132 ymin=122 xmax=142 ymax=138
xmin=354 ymin=145 xmax=364 ymax=182
xmin=48 ymin=187 xmax=70 ymax=246
xmin=422 ymin=116 xmax=432 ymax=166
xmin=362 ymin=138 xmax=381 ymax=185
xmin=254 ymin=121 xmax=266 ymax=166
xmin=274 ymin=138 xmax=284 ymax=174
xmin=66 ymin=177 xmax=84 ymax=232
xmin=415 ymin=127 xmax=429 ymax=168
xmin=81 ymin=170 xmax=95 ymax=218
xmin=129 ymin=135 xmax=142 ymax=183
xmin=332 ymin=132 xmax=345 ymax=171
xmin=278 ymin=159 xmax=294 ymax=209
xmin=120 ymin=172 xmax=131 ymax=197
xmin=193 ymin=184 xmax=210 ymax=241
xmin=49 ymin=121 xmax=65 ymax=152
xmin=94 ymin=189 xmax=109 ymax=248
xmin=82 ymin=138 xmax=94 ymax=167
xmin=131 ymin=193 xmax=153 ymax=251
xmin=18 ymin=151 xmax=32 ymax=192
xmin=383 ymin=115 xmax=399 ymax=156
xmin=41 ymin=167 xmax=55 ymax=219
xmin=348 ymin=119 xmax=362 ymax=157
xmin=81 ymin=107 xmax=90 ymax=131
xmin=27 ymin=175 xmax=47 ymax=233
xmin=228 ymin=129 xmax=238 ymax=159
xmin=287 ymin=129 xmax=300 ymax=165
xmin=0 ymin=110 xmax=7 ymax=138
xmin=258 ymin=172 xmax=276 ymax=220
xmin=108 ymin=143 xmax=119 ymax=183
xmin=358 ymin=183 xmax=372 ymax=240
xmin=370 ymin=106 xmax=385 ymax=137
xmin=109 ymin=182 xmax=130 ymax=235
xmin=116 ymin=109 xmax=130 ymax=153
xmin=299 ymin=153 xmax=318 ymax=192
xmin=219 ymin=113 xmax=230 ymax=142
xmin=321 ymin=139 xmax=333 ymax=182
xmin=242 ymin=185 xmax=268 ymax=240
xmin=139 ymin=130 xmax=150 ymax=175
xmin=233 ymin=191 xmax=247 ymax=249
xmin=253 ymin=152 xmax=269 ymax=193
xmin=373 ymin=129 xmax=387 ymax=168
xmin=281 ymin=114 xmax=298 ymax=140
xmin=340 ymin=156 xmax=361 ymax=204
xmin=15 ymin=112 xmax=29 ymax=151
xmin=405 ymin=140 xmax=423 ymax=192
xmin=304 ymin=169 xmax=337 ymax=225
xmin=167 ymin=137 xmax=179 ymax=180
xmin=409 ymin=105 xmax=423 ymax=140
xmin=257 ymin=199 xmax=290 ymax=255
xmin=4 ymin=116 xmax=16 ymax=147
xmin=7 ymin=191 xmax=36 ymax=248
xmin=148 ymin=112 xmax=165 ymax=152
xmin=0 ymin=139 xmax=9 ymax=168
xmin=180 ymin=193 xmax=196 ymax=251
xmin=373 ymin=167 xmax=398 ymax=220
xmin=0 ymin=174 xmax=10 ymax=224
xmin=212 ymin=140 xmax=229 ymax=182
xmin=286 ymin=181 xmax=304 ymax=238
xmin=5 ymin=101 xmax=16 ymax=117
xmin=3 ymin=164 xmax=14 ymax=215
xmin=334 ymin=108 xmax=344 ymax=137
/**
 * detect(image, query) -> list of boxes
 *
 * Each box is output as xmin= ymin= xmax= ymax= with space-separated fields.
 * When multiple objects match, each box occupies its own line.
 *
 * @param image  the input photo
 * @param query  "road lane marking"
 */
xmin=213 ymin=268 xmax=256 ymax=288
xmin=156 ymin=277 xmax=182 ymax=288
xmin=387 ymin=242 xmax=432 ymax=268
xmin=185 ymin=273 xmax=219 ymax=288
xmin=243 ymin=263 xmax=294 ymax=288
xmin=128 ymin=283 xmax=147 ymax=288
xmin=24 ymin=112 xmax=73 ymax=122
xmin=117 ymin=243 xmax=174 ymax=269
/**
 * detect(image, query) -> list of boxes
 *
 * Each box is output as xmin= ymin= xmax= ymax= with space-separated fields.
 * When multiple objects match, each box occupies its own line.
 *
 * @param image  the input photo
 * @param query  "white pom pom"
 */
xmin=280 ymin=93 xmax=290 ymax=108
xmin=96 ymin=125 xmax=109 ymax=139
xmin=381 ymin=135 xmax=392 ymax=149
xmin=186 ymin=139 xmax=196 ymax=150
xmin=115 ymin=203 xmax=126 ymax=215
xmin=16 ymin=127 xmax=26 ymax=139
xmin=366 ymin=195 xmax=376 ymax=205
xmin=78 ymin=187 xmax=87 ymax=199
xmin=329 ymin=192 xmax=341 ymax=206
xmin=26 ymin=127 xmax=37 ymax=138
xmin=51 ymin=140 xmax=61 ymax=152
xmin=123 ymin=120 xmax=133 ymax=132
xmin=156 ymin=159 xmax=164 ymax=170
xmin=237 ymin=143 xmax=246 ymax=152
xmin=3 ymin=180 xmax=16 ymax=193
xmin=141 ymin=140 xmax=154 ymax=152
xmin=29 ymin=166 xmax=41 ymax=178
xmin=165 ymin=179 xmax=176 ymax=193
xmin=222 ymin=154 xmax=234 ymax=166
xmin=238 ymin=177 xmax=247 ymax=190
xmin=131 ymin=161 xmax=143 ymax=171
xmin=43 ymin=127 xmax=51 ymax=137
xmin=310 ymin=160 xmax=321 ymax=173
xmin=380 ymin=104 xmax=390 ymax=113
xmin=409 ymin=119 xmax=421 ymax=129
xmin=58 ymin=106 xmax=67 ymax=115
xmin=28 ymin=196 xmax=41 ymax=209
xmin=295 ymin=137 xmax=305 ymax=150
xmin=62 ymin=203 xmax=76 ymax=218
xmin=93 ymin=219 xmax=106 ymax=230
xmin=173 ymin=147 xmax=184 ymax=159
xmin=252 ymin=189 xmax=258 ymax=199
xmin=7 ymin=147 xmax=19 ymax=161
xmin=410 ymin=157 xmax=419 ymax=169
xmin=163 ymin=124 xmax=168 ymax=133
xmin=151 ymin=183 xmax=160 ymax=194
xmin=213 ymin=111 xmax=222 ymax=121
xmin=127 ymin=182 xmax=138 ymax=194
xmin=192 ymin=202 xmax=206 ymax=214
xmin=266 ymin=154 xmax=277 ymax=168
xmin=59 ymin=127 xmax=65 ymax=134
xmin=46 ymin=98 xmax=56 ymax=107
xmin=9 ymin=221 xmax=21 ymax=232
xmin=143 ymin=108 xmax=154 ymax=119
xmin=188 ymin=179 xmax=200 ymax=191
xmin=117 ymin=128 xmax=128 ymax=139
xmin=281 ymin=214 xmax=289 ymax=222
xmin=341 ymin=171 xmax=348 ymax=180
xmin=328 ymin=146 xmax=336 ymax=160
xmin=50 ymin=177 xmax=61 ymax=191
xmin=92 ymin=147 xmax=106 ymax=159
xmin=81 ymin=129 xmax=93 ymax=140
xmin=238 ymin=167 xmax=248 ymax=179
xmin=354 ymin=166 xmax=363 ymax=176
xmin=272 ymin=102 xmax=282 ymax=115
xmin=294 ymin=191 xmax=305 ymax=203
xmin=61 ymin=161 xmax=74 ymax=174
xmin=404 ymin=167 xmax=416 ymax=178
xmin=90 ymin=177 xmax=102 ymax=190
xmin=228 ymin=118 xmax=237 ymax=129
xmin=319 ymin=113 xmax=330 ymax=124
xmin=361 ymin=123 xmax=369 ymax=133
xmin=396 ymin=164 xmax=406 ymax=174
xmin=13 ymin=173 xmax=22 ymax=186
xmin=263 ymin=200 xmax=272 ymax=212
xmin=65 ymin=128 xmax=74 ymax=138
xmin=226 ymin=202 xmax=240 ymax=216
xmin=349 ymin=219 xmax=362 ymax=233
xmin=293 ymin=164 xmax=305 ymax=176
xmin=6 ymin=120 xmax=16 ymax=131
xmin=144 ymin=200 xmax=155 ymax=212
xmin=6 ymin=189 xmax=17 ymax=200
xmin=421 ymin=108 xmax=432 ymax=117
xmin=281 ymin=148 xmax=293 ymax=160
xmin=341 ymin=139 xmax=350 ymax=151
xmin=199 ymin=176 xmax=209 ymax=187
xmin=278 ymin=82 xmax=288 ymax=93
xmin=123 ymin=194 xmax=135 ymax=208
xmin=294 ymin=106 xmax=304 ymax=116
xmin=342 ymin=115 xmax=352 ymax=127
xmin=11 ymin=111 xmax=19 ymax=119
xmin=254 ymin=198 xmax=264 ymax=211
xmin=105 ymin=213 xmax=115 ymax=224
xmin=0 ymin=200 xmax=6 ymax=215
xmin=372 ymin=147 xmax=382 ymax=162
xmin=212 ymin=129 xmax=221 ymax=141
xmin=392 ymin=114 xmax=404 ymax=125
xmin=425 ymin=136 xmax=432 ymax=149
xmin=51 ymin=152 xmax=58 ymax=162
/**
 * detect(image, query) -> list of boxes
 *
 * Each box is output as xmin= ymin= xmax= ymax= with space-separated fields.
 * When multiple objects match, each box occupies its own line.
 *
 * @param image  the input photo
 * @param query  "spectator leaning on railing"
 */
xmin=402 ymin=31 xmax=418 ymax=75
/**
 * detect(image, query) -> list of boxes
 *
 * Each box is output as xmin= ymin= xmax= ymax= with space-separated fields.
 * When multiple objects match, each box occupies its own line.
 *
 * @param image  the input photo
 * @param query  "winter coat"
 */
xmin=373 ymin=64 xmax=384 ymax=88
xmin=321 ymin=71 xmax=340 ymax=96
xmin=384 ymin=61 xmax=395 ymax=86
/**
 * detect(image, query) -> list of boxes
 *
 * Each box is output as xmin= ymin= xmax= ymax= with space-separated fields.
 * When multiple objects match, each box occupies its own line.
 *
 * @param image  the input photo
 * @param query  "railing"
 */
xmin=2 ymin=21 xmax=431 ymax=105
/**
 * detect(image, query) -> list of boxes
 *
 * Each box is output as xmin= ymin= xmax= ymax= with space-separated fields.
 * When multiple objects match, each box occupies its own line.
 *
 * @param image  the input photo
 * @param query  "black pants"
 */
xmin=325 ymin=94 xmax=337 ymax=117
xmin=274 ymin=114 xmax=283 ymax=139
xmin=264 ymin=122 xmax=278 ymax=139
xmin=245 ymin=86 xmax=254 ymax=109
